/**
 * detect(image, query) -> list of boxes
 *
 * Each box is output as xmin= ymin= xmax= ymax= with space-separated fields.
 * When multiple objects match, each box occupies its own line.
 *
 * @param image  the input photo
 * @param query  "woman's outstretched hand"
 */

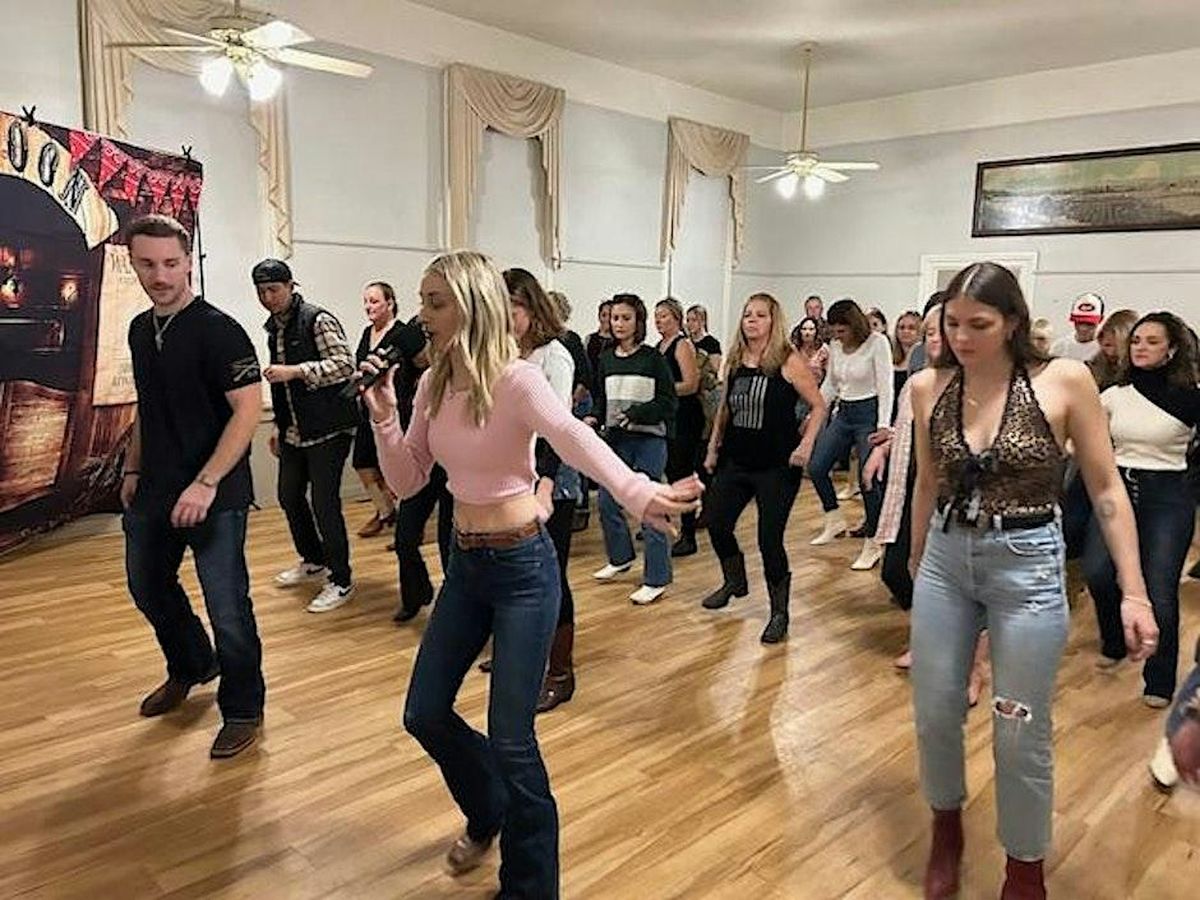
xmin=643 ymin=473 xmax=704 ymax=537
xmin=359 ymin=353 xmax=398 ymax=424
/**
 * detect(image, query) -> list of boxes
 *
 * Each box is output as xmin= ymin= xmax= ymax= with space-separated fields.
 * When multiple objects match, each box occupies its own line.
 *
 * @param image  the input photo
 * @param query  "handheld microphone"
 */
xmin=340 ymin=320 xmax=426 ymax=399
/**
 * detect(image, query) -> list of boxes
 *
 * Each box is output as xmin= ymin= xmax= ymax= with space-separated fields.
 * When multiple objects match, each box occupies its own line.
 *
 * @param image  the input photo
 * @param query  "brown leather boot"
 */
xmin=139 ymin=661 xmax=219 ymax=717
xmin=210 ymin=719 xmax=260 ymax=759
xmin=924 ymin=808 xmax=963 ymax=899
xmin=1000 ymin=857 xmax=1045 ymax=900
xmin=537 ymin=624 xmax=575 ymax=713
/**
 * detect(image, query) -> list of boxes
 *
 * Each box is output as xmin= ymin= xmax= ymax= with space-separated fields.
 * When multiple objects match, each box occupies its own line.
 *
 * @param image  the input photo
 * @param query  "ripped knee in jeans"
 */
xmin=994 ymin=697 xmax=1033 ymax=722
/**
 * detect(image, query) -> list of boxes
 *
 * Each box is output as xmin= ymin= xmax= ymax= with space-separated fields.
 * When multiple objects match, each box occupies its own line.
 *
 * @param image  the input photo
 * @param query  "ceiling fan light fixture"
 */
xmin=243 ymin=58 xmax=283 ymax=102
xmin=803 ymin=174 xmax=825 ymax=200
xmin=199 ymin=55 xmax=234 ymax=96
xmin=776 ymin=173 xmax=799 ymax=199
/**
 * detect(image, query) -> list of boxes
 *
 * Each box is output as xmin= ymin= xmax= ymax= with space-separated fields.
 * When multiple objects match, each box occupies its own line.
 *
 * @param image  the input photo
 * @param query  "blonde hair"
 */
xmin=1090 ymin=308 xmax=1139 ymax=388
xmin=726 ymin=292 xmax=792 ymax=376
xmin=424 ymin=250 xmax=518 ymax=426
xmin=1030 ymin=317 xmax=1054 ymax=355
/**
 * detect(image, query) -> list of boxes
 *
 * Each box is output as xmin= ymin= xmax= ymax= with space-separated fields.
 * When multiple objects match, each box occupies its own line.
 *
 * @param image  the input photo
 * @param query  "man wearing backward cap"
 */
xmin=256 ymin=258 xmax=360 ymax=613
xmin=1050 ymin=292 xmax=1104 ymax=362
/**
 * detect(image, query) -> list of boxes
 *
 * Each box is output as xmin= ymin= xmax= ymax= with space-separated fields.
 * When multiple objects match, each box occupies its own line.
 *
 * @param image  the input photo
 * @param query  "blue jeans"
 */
xmin=1167 ymin=663 xmax=1200 ymax=738
xmin=598 ymin=431 xmax=670 ymax=587
xmin=1083 ymin=468 xmax=1195 ymax=701
xmin=912 ymin=511 xmax=1069 ymax=861
xmin=808 ymin=397 xmax=883 ymax=535
xmin=123 ymin=508 xmax=265 ymax=722
xmin=403 ymin=528 xmax=561 ymax=899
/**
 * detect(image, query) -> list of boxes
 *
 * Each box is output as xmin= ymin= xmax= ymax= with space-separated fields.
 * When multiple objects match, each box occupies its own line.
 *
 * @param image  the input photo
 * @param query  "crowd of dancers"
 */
xmin=117 ymin=210 xmax=1199 ymax=899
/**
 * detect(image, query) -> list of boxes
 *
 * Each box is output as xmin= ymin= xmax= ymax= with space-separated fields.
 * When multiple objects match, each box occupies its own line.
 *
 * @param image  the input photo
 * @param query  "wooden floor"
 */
xmin=2 ymin=488 xmax=1199 ymax=899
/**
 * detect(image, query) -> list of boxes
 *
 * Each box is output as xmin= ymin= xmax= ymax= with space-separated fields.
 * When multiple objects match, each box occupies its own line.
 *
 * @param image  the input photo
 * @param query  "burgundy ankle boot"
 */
xmin=1000 ymin=857 xmax=1045 ymax=900
xmin=924 ymin=808 xmax=963 ymax=899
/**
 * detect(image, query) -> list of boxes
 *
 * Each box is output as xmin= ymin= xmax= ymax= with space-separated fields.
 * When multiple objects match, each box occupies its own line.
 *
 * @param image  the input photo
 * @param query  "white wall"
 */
xmin=0 ymin=0 xmax=80 ymax=127
xmin=737 ymin=101 xmax=1200 ymax=332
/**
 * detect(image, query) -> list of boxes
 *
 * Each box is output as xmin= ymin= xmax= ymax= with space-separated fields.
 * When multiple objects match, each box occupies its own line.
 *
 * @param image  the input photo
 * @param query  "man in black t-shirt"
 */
xmin=122 ymin=215 xmax=265 ymax=760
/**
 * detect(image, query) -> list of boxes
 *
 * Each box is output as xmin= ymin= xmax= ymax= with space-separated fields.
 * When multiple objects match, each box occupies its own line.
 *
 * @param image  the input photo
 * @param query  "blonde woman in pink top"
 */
xmin=360 ymin=250 xmax=700 ymax=899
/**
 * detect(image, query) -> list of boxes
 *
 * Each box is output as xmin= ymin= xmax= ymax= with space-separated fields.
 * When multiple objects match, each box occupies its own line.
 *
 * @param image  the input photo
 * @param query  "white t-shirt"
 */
xmin=820 ymin=331 xmax=894 ymax=428
xmin=527 ymin=340 xmax=574 ymax=406
xmin=1101 ymin=384 xmax=1195 ymax=471
xmin=1050 ymin=335 xmax=1098 ymax=362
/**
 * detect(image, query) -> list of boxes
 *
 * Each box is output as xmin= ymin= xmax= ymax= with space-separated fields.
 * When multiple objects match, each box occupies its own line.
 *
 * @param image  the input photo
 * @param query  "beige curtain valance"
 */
xmin=78 ymin=0 xmax=293 ymax=258
xmin=661 ymin=116 xmax=749 ymax=267
xmin=445 ymin=63 xmax=565 ymax=267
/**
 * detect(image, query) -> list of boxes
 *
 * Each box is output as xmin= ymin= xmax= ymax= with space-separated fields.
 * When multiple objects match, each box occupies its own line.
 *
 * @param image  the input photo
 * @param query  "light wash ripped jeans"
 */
xmin=911 ymin=509 xmax=1069 ymax=861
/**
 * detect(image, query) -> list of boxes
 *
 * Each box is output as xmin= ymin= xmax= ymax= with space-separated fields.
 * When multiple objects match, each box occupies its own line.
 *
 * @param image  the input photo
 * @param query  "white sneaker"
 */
xmin=307 ymin=581 xmax=356 ymax=613
xmin=810 ymin=510 xmax=847 ymax=546
xmin=1149 ymin=736 xmax=1179 ymax=791
xmin=629 ymin=585 xmax=666 ymax=605
xmin=851 ymin=537 xmax=883 ymax=571
xmin=593 ymin=561 xmax=633 ymax=580
xmin=836 ymin=483 xmax=861 ymax=500
xmin=276 ymin=561 xmax=330 ymax=586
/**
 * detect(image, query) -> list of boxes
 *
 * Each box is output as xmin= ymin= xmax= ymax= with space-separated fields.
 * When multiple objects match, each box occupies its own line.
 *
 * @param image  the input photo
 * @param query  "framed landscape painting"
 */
xmin=972 ymin=142 xmax=1200 ymax=237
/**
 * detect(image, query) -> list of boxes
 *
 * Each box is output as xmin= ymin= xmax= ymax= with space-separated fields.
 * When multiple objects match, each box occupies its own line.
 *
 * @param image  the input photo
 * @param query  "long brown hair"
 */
xmin=826 ymin=298 xmax=872 ymax=346
xmin=936 ymin=262 xmax=1048 ymax=369
xmin=503 ymin=267 xmax=564 ymax=355
xmin=1118 ymin=311 xmax=1200 ymax=389
xmin=726 ymin=292 xmax=792 ymax=376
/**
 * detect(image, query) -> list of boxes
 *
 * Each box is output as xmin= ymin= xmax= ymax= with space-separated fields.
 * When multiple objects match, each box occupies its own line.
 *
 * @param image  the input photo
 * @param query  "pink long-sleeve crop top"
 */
xmin=372 ymin=359 xmax=661 ymax=521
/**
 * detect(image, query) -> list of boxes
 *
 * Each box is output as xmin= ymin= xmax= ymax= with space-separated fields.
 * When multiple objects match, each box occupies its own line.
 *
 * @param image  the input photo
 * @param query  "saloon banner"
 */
xmin=0 ymin=110 xmax=203 ymax=554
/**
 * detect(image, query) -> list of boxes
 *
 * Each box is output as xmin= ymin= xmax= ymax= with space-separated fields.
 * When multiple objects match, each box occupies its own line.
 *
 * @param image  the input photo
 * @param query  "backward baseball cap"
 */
xmin=251 ymin=258 xmax=297 ymax=286
xmin=1068 ymin=292 xmax=1104 ymax=324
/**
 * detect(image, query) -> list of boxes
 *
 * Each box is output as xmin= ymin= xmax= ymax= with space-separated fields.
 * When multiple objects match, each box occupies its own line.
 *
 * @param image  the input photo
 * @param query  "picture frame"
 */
xmin=972 ymin=142 xmax=1200 ymax=237
xmin=918 ymin=252 xmax=1039 ymax=309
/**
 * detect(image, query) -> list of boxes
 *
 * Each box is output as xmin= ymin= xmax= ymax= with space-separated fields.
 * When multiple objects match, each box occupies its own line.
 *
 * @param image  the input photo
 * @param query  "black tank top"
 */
xmin=721 ymin=365 xmax=801 ymax=469
xmin=662 ymin=333 xmax=703 ymax=426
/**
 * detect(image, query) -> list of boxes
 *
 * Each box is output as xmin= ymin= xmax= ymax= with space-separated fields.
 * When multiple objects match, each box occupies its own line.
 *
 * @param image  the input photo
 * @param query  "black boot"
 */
xmin=760 ymin=573 xmax=791 ymax=644
xmin=702 ymin=554 xmax=749 ymax=609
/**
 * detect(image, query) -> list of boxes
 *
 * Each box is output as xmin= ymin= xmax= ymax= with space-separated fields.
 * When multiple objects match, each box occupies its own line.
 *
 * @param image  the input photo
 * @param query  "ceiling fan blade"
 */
xmin=242 ymin=19 xmax=312 ymax=49
xmin=108 ymin=43 xmax=219 ymax=52
xmin=754 ymin=169 xmax=793 ymax=184
xmin=161 ymin=26 xmax=225 ymax=47
xmin=269 ymin=47 xmax=372 ymax=77
xmin=817 ymin=161 xmax=881 ymax=171
xmin=812 ymin=167 xmax=849 ymax=183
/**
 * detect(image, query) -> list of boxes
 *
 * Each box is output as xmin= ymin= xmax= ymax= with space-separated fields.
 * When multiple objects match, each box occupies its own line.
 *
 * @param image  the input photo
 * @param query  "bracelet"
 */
xmin=122 ymin=470 xmax=140 ymax=477
xmin=1121 ymin=596 xmax=1153 ymax=609
xmin=195 ymin=474 xmax=217 ymax=488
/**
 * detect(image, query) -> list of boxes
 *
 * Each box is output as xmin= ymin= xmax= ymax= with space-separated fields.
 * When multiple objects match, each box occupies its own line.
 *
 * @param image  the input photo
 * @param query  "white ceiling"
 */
xmin=407 ymin=0 xmax=1200 ymax=110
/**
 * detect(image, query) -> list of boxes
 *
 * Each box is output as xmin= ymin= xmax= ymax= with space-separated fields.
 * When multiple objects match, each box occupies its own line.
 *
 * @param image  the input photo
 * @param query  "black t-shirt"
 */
xmin=129 ymin=298 xmax=261 ymax=514
xmin=694 ymin=334 xmax=721 ymax=355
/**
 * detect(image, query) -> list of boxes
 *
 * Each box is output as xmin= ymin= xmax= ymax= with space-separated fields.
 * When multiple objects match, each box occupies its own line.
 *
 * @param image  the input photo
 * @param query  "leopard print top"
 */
xmin=930 ymin=366 xmax=1066 ymax=521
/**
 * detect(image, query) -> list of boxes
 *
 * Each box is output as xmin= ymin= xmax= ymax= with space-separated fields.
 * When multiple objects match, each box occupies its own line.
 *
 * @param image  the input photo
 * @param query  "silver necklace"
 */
xmin=154 ymin=312 xmax=178 ymax=350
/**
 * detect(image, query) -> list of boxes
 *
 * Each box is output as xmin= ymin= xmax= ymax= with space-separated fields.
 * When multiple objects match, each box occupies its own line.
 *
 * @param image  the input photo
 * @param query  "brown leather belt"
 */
xmin=454 ymin=520 xmax=541 ymax=551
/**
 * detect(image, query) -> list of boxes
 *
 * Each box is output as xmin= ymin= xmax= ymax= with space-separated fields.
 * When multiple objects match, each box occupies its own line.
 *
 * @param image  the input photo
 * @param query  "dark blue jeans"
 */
xmin=403 ymin=528 xmax=561 ymax=899
xmin=1083 ymin=468 xmax=1195 ymax=701
xmin=808 ymin=397 xmax=883 ymax=535
xmin=123 ymin=507 xmax=265 ymax=722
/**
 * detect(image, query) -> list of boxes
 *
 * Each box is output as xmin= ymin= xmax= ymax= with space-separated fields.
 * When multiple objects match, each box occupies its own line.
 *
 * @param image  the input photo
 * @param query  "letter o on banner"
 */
xmin=7 ymin=119 xmax=28 ymax=172
xmin=37 ymin=142 xmax=59 ymax=187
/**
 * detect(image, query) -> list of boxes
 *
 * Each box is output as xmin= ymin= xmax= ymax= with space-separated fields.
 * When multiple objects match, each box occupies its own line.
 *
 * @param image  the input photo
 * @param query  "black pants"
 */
xmin=395 ymin=464 xmax=453 ymax=612
xmin=881 ymin=466 xmax=915 ymax=611
xmin=666 ymin=400 xmax=704 ymax=540
xmin=278 ymin=433 xmax=353 ymax=587
xmin=544 ymin=498 xmax=576 ymax=627
xmin=706 ymin=460 xmax=802 ymax=585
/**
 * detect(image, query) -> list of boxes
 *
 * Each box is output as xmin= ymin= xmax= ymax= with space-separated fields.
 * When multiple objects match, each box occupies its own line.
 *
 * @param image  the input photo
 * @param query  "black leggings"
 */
xmin=394 ymin=464 xmax=453 ymax=610
xmin=544 ymin=498 xmax=576 ymax=626
xmin=880 ymin=466 xmax=915 ymax=611
xmin=666 ymin=400 xmax=704 ymax=539
xmin=705 ymin=460 xmax=802 ymax=584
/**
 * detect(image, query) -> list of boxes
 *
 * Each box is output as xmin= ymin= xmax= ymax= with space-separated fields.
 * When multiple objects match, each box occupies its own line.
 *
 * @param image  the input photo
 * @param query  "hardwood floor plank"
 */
xmin=1 ymin=492 xmax=1197 ymax=898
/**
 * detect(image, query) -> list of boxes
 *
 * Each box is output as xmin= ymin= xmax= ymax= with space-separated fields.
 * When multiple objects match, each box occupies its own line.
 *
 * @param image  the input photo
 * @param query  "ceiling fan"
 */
xmin=746 ymin=43 xmax=879 ymax=199
xmin=108 ymin=0 xmax=373 ymax=102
